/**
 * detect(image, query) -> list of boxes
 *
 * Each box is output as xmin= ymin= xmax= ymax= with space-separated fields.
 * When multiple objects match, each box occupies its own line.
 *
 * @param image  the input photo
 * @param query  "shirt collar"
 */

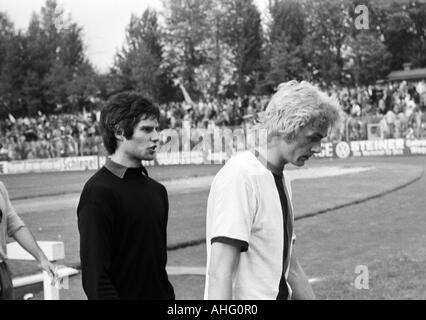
xmin=104 ymin=158 xmax=148 ymax=179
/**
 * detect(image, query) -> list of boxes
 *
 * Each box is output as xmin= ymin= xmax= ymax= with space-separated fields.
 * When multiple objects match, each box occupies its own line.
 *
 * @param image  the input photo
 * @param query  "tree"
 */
xmin=376 ymin=0 xmax=426 ymax=70
xmin=220 ymin=0 xmax=263 ymax=98
xmin=0 ymin=12 xmax=14 ymax=72
xmin=162 ymin=0 xmax=215 ymax=101
xmin=0 ymin=32 xmax=29 ymax=117
xmin=25 ymin=0 xmax=96 ymax=115
xmin=111 ymin=9 xmax=177 ymax=102
xmin=263 ymin=0 xmax=308 ymax=89
xmin=304 ymin=0 xmax=352 ymax=85
xmin=1 ymin=1 xmax=95 ymax=117
xmin=187 ymin=2 xmax=237 ymax=100
xmin=347 ymin=0 xmax=389 ymax=38
xmin=346 ymin=33 xmax=391 ymax=85
xmin=269 ymin=0 xmax=307 ymax=45
xmin=383 ymin=9 xmax=416 ymax=70
xmin=266 ymin=33 xmax=305 ymax=85
xmin=0 ymin=12 xmax=17 ymax=116
xmin=405 ymin=0 xmax=426 ymax=67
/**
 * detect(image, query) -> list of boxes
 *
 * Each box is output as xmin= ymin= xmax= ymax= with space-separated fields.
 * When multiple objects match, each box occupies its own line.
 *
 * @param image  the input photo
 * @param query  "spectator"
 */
xmin=1 ymin=80 xmax=426 ymax=159
xmin=0 ymin=144 xmax=8 ymax=161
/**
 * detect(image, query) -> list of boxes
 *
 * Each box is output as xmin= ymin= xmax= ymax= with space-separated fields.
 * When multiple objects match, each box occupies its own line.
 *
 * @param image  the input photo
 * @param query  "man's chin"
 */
xmin=140 ymin=153 xmax=156 ymax=161
xmin=294 ymin=157 xmax=308 ymax=166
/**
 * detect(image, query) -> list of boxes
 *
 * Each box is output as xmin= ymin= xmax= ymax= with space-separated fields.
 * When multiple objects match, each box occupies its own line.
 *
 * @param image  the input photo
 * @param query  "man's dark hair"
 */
xmin=100 ymin=92 xmax=160 ymax=155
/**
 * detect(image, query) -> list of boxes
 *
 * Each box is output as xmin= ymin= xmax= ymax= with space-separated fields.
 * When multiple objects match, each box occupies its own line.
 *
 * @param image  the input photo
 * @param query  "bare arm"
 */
xmin=287 ymin=248 xmax=315 ymax=300
xmin=12 ymin=226 xmax=57 ymax=281
xmin=207 ymin=242 xmax=240 ymax=300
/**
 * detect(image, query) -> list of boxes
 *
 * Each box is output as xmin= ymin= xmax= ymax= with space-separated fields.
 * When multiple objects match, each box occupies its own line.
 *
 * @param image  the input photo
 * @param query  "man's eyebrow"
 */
xmin=139 ymin=125 xmax=158 ymax=129
xmin=309 ymin=133 xmax=325 ymax=139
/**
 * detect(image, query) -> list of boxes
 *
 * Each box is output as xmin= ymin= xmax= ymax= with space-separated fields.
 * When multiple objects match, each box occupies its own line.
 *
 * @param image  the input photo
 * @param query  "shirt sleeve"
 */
xmin=77 ymin=184 xmax=120 ymax=300
xmin=211 ymin=236 xmax=249 ymax=252
xmin=0 ymin=182 xmax=25 ymax=237
xmin=208 ymin=166 xmax=257 ymax=251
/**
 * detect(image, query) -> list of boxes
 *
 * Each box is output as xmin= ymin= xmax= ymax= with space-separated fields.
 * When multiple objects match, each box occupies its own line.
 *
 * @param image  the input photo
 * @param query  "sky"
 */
xmin=0 ymin=0 xmax=269 ymax=73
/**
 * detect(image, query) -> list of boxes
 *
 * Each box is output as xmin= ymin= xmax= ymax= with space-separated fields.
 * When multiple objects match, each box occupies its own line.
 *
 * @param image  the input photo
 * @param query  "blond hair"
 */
xmin=258 ymin=80 xmax=342 ymax=140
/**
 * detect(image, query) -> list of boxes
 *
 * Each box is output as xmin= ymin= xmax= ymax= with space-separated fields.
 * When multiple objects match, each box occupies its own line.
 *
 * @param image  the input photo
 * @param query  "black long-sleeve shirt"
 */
xmin=77 ymin=160 xmax=175 ymax=300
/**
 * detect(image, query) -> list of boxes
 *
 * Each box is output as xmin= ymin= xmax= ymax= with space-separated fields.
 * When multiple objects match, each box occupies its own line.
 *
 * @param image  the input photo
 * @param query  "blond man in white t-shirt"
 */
xmin=205 ymin=80 xmax=341 ymax=300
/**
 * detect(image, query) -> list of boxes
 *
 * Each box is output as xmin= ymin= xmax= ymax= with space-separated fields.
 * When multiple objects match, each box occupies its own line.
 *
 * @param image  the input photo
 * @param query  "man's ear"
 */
xmin=281 ymin=131 xmax=296 ymax=143
xmin=114 ymin=126 xmax=125 ymax=141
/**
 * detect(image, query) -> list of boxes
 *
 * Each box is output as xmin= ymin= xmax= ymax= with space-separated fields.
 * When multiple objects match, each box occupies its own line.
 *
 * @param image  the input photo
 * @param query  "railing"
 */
xmin=7 ymin=241 xmax=79 ymax=300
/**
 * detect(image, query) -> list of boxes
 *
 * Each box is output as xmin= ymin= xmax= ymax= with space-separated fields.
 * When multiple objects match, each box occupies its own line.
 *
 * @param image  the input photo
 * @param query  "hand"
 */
xmin=39 ymin=259 xmax=59 ymax=286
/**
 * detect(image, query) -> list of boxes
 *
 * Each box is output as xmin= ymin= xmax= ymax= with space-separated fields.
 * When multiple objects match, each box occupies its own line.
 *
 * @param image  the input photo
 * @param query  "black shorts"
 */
xmin=0 ymin=261 xmax=14 ymax=300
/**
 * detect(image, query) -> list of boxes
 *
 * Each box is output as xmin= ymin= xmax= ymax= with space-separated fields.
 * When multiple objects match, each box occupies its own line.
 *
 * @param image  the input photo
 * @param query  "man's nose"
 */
xmin=311 ymin=142 xmax=322 ymax=154
xmin=151 ymin=129 xmax=159 ymax=143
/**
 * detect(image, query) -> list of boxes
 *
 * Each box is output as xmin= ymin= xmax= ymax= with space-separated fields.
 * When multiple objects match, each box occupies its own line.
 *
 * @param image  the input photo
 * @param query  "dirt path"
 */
xmin=12 ymin=165 xmax=376 ymax=214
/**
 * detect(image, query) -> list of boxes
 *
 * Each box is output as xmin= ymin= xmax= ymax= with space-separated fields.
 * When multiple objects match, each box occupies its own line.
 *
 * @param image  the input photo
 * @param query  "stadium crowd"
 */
xmin=332 ymin=80 xmax=426 ymax=141
xmin=0 ymin=112 xmax=102 ymax=161
xmin=1 ymin=80 xmax=426 ymax=161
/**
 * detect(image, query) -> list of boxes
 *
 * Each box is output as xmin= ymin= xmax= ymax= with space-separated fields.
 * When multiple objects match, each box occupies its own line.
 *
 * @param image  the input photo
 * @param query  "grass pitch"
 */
xmin=4 ymin=155 xmax=426 ymax=300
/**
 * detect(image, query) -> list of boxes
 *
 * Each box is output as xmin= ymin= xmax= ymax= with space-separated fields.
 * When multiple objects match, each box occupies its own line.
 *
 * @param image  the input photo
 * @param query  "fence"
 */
xmin=7 ymin=241 xmax=79 ymax=300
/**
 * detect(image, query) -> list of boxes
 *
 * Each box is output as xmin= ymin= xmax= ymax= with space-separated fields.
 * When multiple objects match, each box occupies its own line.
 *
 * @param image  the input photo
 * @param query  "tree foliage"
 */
xmin=1 ymin=0 xmax=426 ymax=117
xmin=0 ymin=0 xmax=96 ymax=117
xmin=219 ymin=0 xmax=263 ymax=98
xmin=346 ymin=33 xmax=392 ymax=85
xmin=111 ymin=9 xmax=177 ymax=102
xmin=263 ymin=0 xmax=308 ymax=90
xmin=162 ymin=0 xmax=215 ymax=100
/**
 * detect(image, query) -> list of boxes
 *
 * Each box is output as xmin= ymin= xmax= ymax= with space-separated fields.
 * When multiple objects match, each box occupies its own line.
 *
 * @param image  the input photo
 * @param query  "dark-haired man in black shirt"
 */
xmin=77 ymin=92 xmax=174 ymax=300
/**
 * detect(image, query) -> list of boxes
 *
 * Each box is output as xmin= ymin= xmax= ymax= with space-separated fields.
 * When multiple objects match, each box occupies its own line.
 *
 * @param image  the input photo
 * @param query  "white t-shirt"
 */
xmin=204 ymin=151 xmax=296 ymax=300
